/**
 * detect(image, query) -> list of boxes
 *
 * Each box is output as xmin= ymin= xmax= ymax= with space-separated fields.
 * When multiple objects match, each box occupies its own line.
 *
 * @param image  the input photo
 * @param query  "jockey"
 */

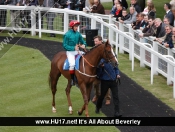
xmin=63 ymin=20 xmax=86 ymax=86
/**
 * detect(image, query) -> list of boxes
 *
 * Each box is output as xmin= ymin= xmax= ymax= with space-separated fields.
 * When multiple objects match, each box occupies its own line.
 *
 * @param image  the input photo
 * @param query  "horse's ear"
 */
xmin=105 ymin=39 xmax=109 ymax=45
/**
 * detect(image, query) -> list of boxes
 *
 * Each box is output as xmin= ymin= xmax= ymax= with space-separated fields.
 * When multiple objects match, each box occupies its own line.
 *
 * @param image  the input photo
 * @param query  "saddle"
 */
xmin=63 ymin=54 xmax=81 ymax=70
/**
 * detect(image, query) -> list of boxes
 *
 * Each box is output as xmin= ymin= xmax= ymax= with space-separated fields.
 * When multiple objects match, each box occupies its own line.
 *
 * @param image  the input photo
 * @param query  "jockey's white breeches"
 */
xmin=66 ymin=51 xmax=84 ymax=70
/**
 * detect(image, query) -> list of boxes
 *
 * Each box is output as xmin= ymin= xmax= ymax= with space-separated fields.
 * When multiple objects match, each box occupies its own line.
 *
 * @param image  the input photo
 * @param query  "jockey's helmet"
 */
xmin=69 ymin=20 xmax=80 ymax=27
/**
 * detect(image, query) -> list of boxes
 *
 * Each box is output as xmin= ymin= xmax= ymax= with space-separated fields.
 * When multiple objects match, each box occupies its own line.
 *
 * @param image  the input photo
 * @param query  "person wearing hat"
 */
xmin=63 ymin=20 xmax=86 ymax=86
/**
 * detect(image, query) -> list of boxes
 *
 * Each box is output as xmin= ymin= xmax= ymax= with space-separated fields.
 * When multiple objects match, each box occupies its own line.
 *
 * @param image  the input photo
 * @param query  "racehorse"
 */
xmin=48 ymin=40 xmax=118 ymax=117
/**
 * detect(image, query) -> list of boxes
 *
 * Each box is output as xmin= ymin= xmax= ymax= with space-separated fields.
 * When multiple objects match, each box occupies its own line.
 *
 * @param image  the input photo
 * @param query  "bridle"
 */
xmin=78 ymin=44 xmax=117 ymax=68
xmin=76 ymin=44 xmax=117 ymax=77
xmin=103 ymin=44 xmax=117 ymax=65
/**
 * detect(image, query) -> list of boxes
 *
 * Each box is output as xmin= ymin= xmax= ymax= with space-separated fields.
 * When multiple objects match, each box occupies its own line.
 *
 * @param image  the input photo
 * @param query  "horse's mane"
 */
xmin=84 ymin=44 xmax=103 ymax=55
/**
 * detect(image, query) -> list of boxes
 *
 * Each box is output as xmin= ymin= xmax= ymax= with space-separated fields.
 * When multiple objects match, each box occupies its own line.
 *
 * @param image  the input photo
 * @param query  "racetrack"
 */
xmin=1 ymin=36 xmax=175 ymax=132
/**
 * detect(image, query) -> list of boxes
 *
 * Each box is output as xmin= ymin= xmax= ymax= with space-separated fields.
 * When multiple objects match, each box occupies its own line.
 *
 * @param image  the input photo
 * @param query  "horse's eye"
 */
xmin=108 ymin=51 xmax=111 ymax=54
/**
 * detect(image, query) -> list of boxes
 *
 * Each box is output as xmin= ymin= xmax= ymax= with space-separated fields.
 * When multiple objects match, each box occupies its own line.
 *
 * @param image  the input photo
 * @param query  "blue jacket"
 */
xmin=110 ymin=6 xmax=117 ymax=15
xmin=97 ymin=59 xmax=120 ymax=81
xmin=63 ymin=29 xmax=86 ymax=51
xmin=167 ymin=38 xmax=174 ymax=49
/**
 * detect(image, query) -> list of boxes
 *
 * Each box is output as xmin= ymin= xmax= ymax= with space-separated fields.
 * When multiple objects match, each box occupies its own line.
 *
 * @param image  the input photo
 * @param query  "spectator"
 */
xmin=95 ymin=58 xmax=121 ymax=117
xmin=43 ymin=0 xmax=56 ymax=37
xmin=137 ymin=0 xmax=145 ymax=12
xmin=130 ymin=0 xmax=141 ymax=13
xmin=119 ymin=0 xmax=128 ymax=9
xmin=156 ymin=25 xmax=172 ymax=46
xmin=92 ymin=36 xmax=111 ymax=105
xmin=114 ymin=3 xmax=123 ymax=21
xmin=140 ymin=14 xmax=149 ymax=30
xmin=139 ymin=16 xmax=156 ymax=38
xmin=170 ymin=1 xmax=175 ymax=26
xmin=74 ymin=0 xmax=85 ymax=11
xmin=110 ymin=0 xmax=121 ymax=17
xmin=118 ymin=9 xmax=130 ymax=23
xmin=123 ymin=6 xmax=137 ymax=24
xmin=142 ymin=0 xmax=152 ymax=15
xmin=85 ymin=0 xmax=94 ymax=9
xmin=131 ymin=13 xmax=146 ymax=30
xmin=160 ymin=26 xmax=174 ymax=49
xmin=59 ymin=0 xmax=69 ymax=8
xmin=90 ymin=0 xmax=105 ymax=14
xmin=170 ymin=0 xmax=175 ymax=7
xmin=169 ymin=27 xmax=175 ymax=48
xmin=154 ymin=18 xmax=166 ymax=38
xmin=163 ymin=17 xmax=171 ymax=26
xmin=147 ymin=2 xmax=156 ymax=19
xmin=164 ymin=3 xmax=174 ymax=26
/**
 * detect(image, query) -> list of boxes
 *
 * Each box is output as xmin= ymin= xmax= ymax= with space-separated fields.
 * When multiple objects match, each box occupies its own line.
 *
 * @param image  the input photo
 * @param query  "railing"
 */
xmin=0 ymin=5 xmax=175 ymax=98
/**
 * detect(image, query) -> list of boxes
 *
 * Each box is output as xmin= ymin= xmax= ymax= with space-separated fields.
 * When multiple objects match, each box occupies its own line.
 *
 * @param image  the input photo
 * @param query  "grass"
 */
xmin=0 ymin=1 xmax=175 ymax=131
xmin=0 ymin=45 xmax=119 ymax=132
xmin=118 ymin=54 xmax=175 ymax=110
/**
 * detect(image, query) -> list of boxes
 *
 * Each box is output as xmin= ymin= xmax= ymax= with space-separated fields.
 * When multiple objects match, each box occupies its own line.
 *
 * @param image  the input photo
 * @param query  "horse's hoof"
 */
xmin=52 ymin=107 xmax=56 ymax=113
xmin=69 ymin=110 xmax=73 ymax=115
xmin=52 ymin=110 xmax=56 ymax=113
xmin=77 ymin=111 xmax=82 ymax=116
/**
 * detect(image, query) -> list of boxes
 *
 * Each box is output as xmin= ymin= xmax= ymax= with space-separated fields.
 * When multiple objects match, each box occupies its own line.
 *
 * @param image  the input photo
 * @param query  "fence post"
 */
xmin=140 ymin=37 xmax=146 ymax=67
xmin=128 ymin=33 xmax=133 ymax=61
xmin=38 ymin=10 xmax=41 ymax=38
xmin=152 ymin=41 xmax=158 ymax=75
xmin=31 ymin=9 xmax=36 ymax=36
xmin=118 ymin=22 xmax=124 ymax=54
xmin=131 ymin=40 xmax=135 ymax=71
xmin=64 ymin=12 xmax=68 ymax=33
xmin=91 ymin=15 xmax=96 ymax=29
xmin=166 ymin=56 xmax=174 ymax=85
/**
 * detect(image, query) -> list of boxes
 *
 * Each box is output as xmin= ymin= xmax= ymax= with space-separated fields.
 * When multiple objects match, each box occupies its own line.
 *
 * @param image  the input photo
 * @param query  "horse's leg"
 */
xmin=84 ymin=85 xmax=93 ymax=117
xmin=49 ymin=67 xmax=61 ymax=113
xmin=77 ymin=83 xmax=90 ymax=117
xmin=65 ymin=80 xmax=73 ymax=114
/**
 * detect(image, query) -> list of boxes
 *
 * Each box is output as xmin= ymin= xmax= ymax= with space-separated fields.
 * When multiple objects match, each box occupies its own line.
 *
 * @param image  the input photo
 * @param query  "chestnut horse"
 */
xmin=49 ymin=40 xmax=118 ymax=117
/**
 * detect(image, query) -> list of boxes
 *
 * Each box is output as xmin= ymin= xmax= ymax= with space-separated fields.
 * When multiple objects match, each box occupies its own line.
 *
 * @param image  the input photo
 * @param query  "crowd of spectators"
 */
xmin=111 ymin=0 xmax=175 ymax=49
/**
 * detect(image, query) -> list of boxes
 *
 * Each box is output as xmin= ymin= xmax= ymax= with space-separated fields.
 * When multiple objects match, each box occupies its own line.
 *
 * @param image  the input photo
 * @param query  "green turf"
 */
xmin=0 ymin=44 xmax=119 ymax=132
xmin=118 ymin=53 xmax=175 ymax=111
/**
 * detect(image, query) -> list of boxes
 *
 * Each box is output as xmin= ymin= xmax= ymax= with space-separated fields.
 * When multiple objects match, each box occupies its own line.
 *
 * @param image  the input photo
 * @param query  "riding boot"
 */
xmin=70 ymin=73 xmax=75 ymax=86
xmin=69 ymin=70 xmax=75 ymax=86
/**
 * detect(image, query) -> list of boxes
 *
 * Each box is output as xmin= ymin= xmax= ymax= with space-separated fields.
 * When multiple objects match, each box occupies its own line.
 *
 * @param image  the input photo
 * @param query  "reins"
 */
xmin=81 ymin=55 xmax=96 ymax=68
xmin=76 ymin=43 xmax=117 ymax=78
xmin=76 ymin=51 xmax=97 ymax=77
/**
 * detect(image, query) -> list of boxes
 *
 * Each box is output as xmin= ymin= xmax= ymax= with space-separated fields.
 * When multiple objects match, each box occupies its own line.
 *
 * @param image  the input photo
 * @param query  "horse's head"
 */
xmin=103 ymin=40 xmax=118 ymax=67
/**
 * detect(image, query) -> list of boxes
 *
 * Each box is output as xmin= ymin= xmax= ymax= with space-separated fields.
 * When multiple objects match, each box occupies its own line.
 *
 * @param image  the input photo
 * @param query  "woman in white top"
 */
xmin=142 ymin=0 xmax=152 ymax=15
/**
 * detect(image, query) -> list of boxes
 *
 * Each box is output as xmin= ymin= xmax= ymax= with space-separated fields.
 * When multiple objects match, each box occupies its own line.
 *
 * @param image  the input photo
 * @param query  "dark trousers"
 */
xmin=96 ymin=80 xmax=119 ymax=115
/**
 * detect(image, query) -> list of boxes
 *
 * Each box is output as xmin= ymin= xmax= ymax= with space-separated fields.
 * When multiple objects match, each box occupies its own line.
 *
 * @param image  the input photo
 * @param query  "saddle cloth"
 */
xmin=63 ymin=54 xmax=81 ymax=70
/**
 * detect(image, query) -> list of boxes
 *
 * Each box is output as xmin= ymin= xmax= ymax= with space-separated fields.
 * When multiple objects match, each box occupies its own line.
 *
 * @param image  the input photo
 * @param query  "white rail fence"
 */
xmin=0 ymin=5 xmax=175 ymax=98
